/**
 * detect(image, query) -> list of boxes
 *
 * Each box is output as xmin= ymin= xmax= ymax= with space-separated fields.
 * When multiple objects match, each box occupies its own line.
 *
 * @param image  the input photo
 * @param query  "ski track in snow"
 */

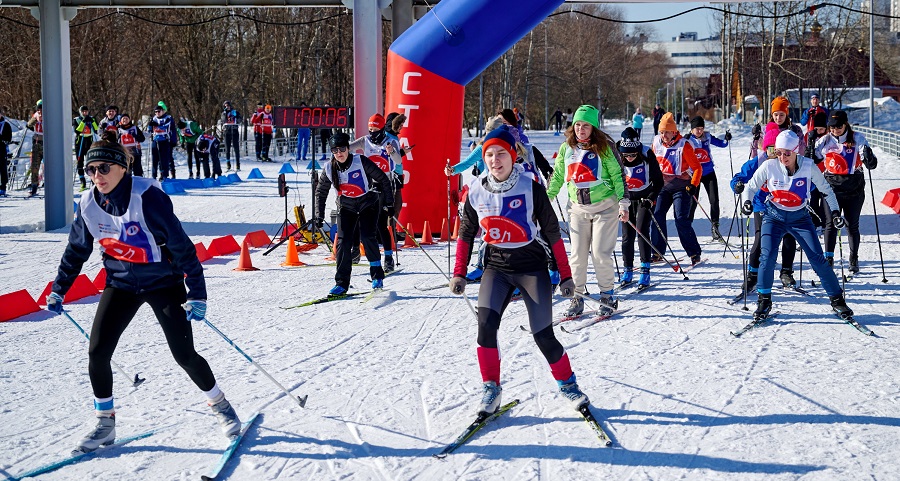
xmin=2 ymin=123 xmax=900 ymax=480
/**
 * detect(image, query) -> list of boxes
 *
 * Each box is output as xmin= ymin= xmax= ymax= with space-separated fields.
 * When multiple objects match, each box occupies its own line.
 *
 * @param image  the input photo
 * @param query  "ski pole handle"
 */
xmin=203 ymin=318 xmax=308 ymax=408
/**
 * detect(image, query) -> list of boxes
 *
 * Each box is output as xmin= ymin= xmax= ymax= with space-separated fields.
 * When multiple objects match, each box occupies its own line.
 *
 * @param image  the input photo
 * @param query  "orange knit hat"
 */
xmin=658 ymin=112 xmax=677 ymax=132
xmin=770 ymin=96 xmax=790 ymax=114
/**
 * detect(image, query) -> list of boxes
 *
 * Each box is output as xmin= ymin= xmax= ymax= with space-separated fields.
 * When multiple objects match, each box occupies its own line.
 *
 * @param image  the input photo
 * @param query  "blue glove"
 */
xmin=182 ymin=300 xmax=207 ymax=321
xmin=46 ymin=292 xmax=64 ymax=314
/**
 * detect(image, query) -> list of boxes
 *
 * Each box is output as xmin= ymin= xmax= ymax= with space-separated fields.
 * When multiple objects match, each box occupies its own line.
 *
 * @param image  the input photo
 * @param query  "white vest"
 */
xmin=819 ymin=132 xmax=867 ymax=176
xmin=362 ymin=137 xmax=398 ymax=176
xmin=563 ymin=145 xmax=604 ymax=189
xmin=761 ymin=158 xmax=814 ymax=211
xmin=623 ymin=161 xmax=652 ymax=193
xmin=466 ymin=165 xmax=539 ymax=249
xmin=324 ymin=154 xmax=371 ymax=198
xmin=80 ymin=177 xmax=163 ymax=263
xmin=652 ymin=136 xmax=691 ymax=176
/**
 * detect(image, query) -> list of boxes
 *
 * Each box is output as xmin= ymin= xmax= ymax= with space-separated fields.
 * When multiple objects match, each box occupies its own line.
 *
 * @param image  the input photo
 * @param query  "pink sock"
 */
xmin=549 ymin=352 xmax=574 ymax=382
xmin=476 ymin=346 xmax=501 ymax=383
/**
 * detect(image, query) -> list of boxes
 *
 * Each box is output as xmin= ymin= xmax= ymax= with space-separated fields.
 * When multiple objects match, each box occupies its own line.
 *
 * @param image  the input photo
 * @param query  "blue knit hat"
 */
xmin=482 ymin=126 xmax=517 ymax=160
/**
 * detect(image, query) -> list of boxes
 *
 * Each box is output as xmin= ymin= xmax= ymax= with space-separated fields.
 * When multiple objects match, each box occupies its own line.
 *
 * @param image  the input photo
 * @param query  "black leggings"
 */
xmin=823 ymin=190 xmax=865 ymax=262
xmin=622 ymin=197 xmax=653 ymax=267
xmin=335 ymin=202 xmax=384 ymax=287
xmin=748 ymin=211 xmax=796 ymax=271
xmin=88 ymin=284 xmax=216 ymax=399
xmin=476 ymin=269 xmax=564 ymax=364
xmin=689 ymin=172 xmax=720 ymax=224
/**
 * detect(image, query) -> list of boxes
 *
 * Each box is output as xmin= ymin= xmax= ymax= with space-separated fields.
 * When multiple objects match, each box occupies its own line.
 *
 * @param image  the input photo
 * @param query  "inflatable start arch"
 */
xmin=386 ymin=0 xmax=564 ymax=233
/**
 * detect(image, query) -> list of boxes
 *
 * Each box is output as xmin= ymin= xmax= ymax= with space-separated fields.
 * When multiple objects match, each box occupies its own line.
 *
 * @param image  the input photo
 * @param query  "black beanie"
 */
xmin=812 ymin=111 xmax=828 ymax=128
xmin=500 ymin=108 xmax=519 ymax=127
xmin=85 ymin=146 xmax=129 ymax=169
xmin=618 ymin=127 xmax=642 ymax=154
xmin=690 ymin=116 xmax=705 ymax=129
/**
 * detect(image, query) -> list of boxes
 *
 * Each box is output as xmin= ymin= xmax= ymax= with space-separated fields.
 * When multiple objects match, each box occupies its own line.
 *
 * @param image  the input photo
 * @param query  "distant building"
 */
xmin=643 ymin=32 xmax=722 ymax=78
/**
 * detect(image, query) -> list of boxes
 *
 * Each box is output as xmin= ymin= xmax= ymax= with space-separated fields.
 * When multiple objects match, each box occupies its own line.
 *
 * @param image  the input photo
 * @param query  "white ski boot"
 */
xmin=209 ymin=397 xmax=241 ymax=438
xmin=477 ymin=381 xmax=502 ymax=416
xmin=75 ymin=414 xmax=116 ymax=453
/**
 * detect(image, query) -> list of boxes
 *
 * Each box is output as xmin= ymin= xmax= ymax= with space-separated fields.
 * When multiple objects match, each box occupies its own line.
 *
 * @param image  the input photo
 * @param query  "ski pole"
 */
xmin=202 ymin=317 xmax=308 ymax=408
xmin=727 ymin=138 xmax=734 ymax=178
xmin=866 ymin=168 xmax=888 ymax=283
xmin=743 ymin=214 xmax=752 ymax=311
xmin=689 ymin=192 xmax=738 ymax=259
xmin=647 ymin=209 xmax=687 ymax=277
xmin=798 ymin=245 xmax=804 ymax=287
xmin=623 ymin=217 xmax=686 ymax=278
xmin=739 ymin=211 xmax=748 ymax=311
xmin=555 ymin=198 xmax=570 ymax=238
xmin=394 ymin=216 xmax=478 ymax=318
xmin=837 ymin=227 xmax=846 ymax=293
xmin=722 ymin=194 xmax=741 ymax=258
xmin=60 ymin=311 xmax=145 ymax=387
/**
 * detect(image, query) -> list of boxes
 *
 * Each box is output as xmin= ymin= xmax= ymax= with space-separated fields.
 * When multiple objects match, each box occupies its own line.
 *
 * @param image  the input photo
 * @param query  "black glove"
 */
xmin=741 ymin=200 xmax=754 ymax=216
xmin=84 ymin=116 xmax=94 ymax=124
xmin=832 ymin=211 xmax=845 ymax=228
xmin=733 ymin=181 xmax=744 ymax=194
xmin=313 ymin=216 xmax=324 ymax=229
xmin=752 ymin=123 xmax=762 ymax=140
xmin=724 ymin=131 xmax=732 ymax=141
xmin=639 ymin=198 xmax=654 ymax=209
xmin=862 ymin=145 xmax=877 ymax=170
xmin=686 ymin=184 xmax=698 ymax=197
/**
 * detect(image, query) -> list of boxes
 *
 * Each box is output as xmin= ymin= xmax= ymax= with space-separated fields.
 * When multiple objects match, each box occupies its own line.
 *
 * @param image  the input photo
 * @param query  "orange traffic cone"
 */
xmin=420 ymin=221 xmax=435 ymax=245
xmin=325 ymin=233 xmax=338 ymax=261
xmin=234 ymin=241 xmax=260 ymax=271
xmin=403 ymin=223 xmax=417 ymax=248
xmin=451 ymin=216 xmax=460 ymax=241
xmin=281 ymin=239 xmax=305 ymax=267
xmin=439 ymin=218 xmax=449 ymax=242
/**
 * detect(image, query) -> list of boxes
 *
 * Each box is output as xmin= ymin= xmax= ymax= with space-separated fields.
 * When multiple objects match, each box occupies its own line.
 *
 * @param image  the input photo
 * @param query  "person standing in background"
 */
xmin=632 ymin=108 xmax=644 ymax=138
xmin=318 ymin=102 xmax=333 ymax=161
xmin=99 ymin=106 xmax=120 ymax=136
xmin=0 ymin=106 xmax=13 ymax=197
xmin=148 ymin=101 xmax=177 ymax=180
xmin=177 ymin=118 xmax=202 ymax=178
xmin=117 ymin=113 xmax=145 ymax=177
xmin=551 ymin=107 xmax=563 ymax=134
xmin=259 ymin=104 xmax=275 ymax=162
xmin=22 ymin=100 xmax=44 ymax=198
xmin=296 ymin=102 xmax=311 ymax=162
xmin=250 ymin=102 xmax=265 ymax=161
xmin=651 ymin=103 xmax=664 ymax=135
xmin=73 ymin=105 xmax=100 ymax=191
xmin=220 ymin=100 xmax=242 ymax=171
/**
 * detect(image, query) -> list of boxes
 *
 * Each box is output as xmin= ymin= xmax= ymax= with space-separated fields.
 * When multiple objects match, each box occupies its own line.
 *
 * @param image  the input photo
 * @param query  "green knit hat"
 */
xmin=572 ymin=104 xmax=600 ymax=129
xmin=157 ymin=100 xmax=168 ymax=111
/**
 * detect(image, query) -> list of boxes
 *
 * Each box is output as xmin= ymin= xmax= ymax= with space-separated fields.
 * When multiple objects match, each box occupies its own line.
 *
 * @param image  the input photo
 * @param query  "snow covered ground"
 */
xmin=1 ymin=126 xmax=900 ymax=480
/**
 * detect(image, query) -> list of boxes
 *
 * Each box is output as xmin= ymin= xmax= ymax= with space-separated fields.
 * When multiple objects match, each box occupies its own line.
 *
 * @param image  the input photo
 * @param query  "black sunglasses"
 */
xmin=85 ymin=163 xmax=113 ymax=176
xmin=331 ymin=146 xmax=348 ymax=154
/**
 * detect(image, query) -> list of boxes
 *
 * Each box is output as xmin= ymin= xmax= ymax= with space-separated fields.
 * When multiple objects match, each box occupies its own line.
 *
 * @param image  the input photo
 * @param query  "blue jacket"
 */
xmin=53 ymin=175 xmax=207 ymax=299
xmin=451 ymin=144 xmax=486 ymax=175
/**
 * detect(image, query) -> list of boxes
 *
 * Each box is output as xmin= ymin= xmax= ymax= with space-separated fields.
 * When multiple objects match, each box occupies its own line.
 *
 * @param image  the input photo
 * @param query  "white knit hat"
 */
xmin=775 ymin=130 xmax=800 ymax=153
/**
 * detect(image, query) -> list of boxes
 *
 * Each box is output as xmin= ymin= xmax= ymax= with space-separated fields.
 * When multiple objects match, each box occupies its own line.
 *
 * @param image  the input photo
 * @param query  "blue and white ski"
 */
xmin=8 ymin=429 xmax=157 ymax=481
xmin=201 ymin=412 xmax=261 ymax=481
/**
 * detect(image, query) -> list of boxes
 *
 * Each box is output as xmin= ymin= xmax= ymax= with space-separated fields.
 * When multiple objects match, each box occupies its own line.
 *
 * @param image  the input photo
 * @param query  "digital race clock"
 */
xmin=273 ymin=106 xmax=352 ymax=129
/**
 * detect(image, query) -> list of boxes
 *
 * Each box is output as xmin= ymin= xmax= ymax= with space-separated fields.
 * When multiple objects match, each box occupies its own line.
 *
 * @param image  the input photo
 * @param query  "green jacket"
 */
xmin=177 ymin=120 xmax=202 ymax=145
xmin=546 ymin=141 xmax=626 ymax=204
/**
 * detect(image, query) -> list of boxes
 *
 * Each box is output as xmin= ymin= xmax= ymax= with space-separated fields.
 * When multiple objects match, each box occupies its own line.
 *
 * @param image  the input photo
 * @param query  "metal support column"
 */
xmin=391 ymin=0 xmax=413 ymax=39
xmin=352 ymin=0 xmax=383 ymax=137
xmin=33 ymin=2 xmax=76 ymax=231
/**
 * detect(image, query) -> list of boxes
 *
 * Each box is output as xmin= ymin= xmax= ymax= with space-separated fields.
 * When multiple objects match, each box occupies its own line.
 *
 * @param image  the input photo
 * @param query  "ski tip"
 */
xmin=201 ymin=475 xmax=215 ymax=481
xmin=433 ymin=453 xmax=448 ymax=460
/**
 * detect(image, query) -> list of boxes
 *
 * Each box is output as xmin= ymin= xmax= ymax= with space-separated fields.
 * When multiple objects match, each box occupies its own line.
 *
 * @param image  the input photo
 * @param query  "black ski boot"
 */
xmin=753 ymin=293 xmax=772 ymax=321
xmin=711 ymin=222 xmax=723 ymax=242
xmin=830 ymin=294 xmax=854 ymax=319
xmin=28 ymin=184 xmax=39 ymax=197
xmin=779 ymin=268 xmax=796 ymax=287
xmin=743 ymin=270 xmax=758 ymax=293
xmin=690 ymin=254 xmax=703 ymax=266
xmin=849 ymin=257 xmax=860 ymax=275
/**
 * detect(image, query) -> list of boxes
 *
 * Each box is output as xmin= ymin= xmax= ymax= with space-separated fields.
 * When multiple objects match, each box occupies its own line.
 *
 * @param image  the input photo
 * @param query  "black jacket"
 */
xmin=315 ymin=155 xmax=394 ymax=219
xmin=53 ymin=175 xmax=207 ymax=299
